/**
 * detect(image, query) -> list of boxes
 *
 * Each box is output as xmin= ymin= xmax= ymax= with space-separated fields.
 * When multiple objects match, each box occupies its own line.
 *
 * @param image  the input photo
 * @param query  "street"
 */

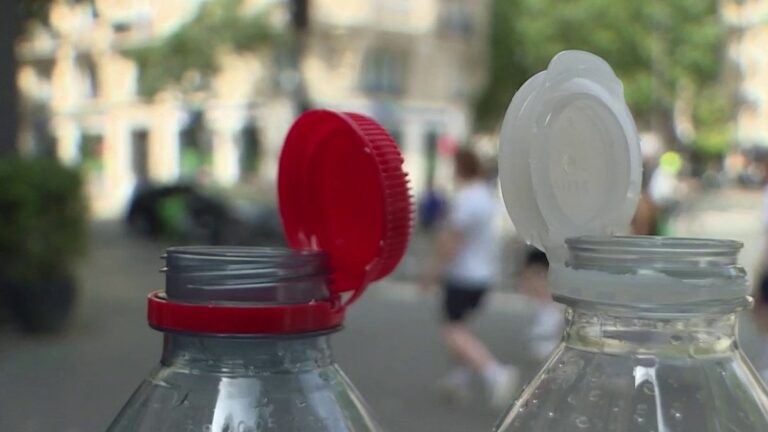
xmin=0 ymin=187 xmax=765 ymax=432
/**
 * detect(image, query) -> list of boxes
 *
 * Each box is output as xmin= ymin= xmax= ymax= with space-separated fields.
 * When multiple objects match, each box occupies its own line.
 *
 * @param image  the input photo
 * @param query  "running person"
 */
xmin=423 ymin=148 xmax=518 ymax=407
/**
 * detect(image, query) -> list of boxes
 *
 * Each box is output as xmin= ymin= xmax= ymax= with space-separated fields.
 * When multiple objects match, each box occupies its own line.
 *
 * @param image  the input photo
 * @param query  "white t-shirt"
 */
xmin=445 ymin=181 xmax=499 ymax=286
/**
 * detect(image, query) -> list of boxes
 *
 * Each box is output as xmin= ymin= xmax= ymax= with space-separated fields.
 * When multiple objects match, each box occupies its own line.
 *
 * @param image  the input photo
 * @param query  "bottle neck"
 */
xmin=161 ymin=332 xmax=335 ymax=374
xmin=554 ymin=236 xmax=750 ymax=307
xmin=164 ymin=246 xmax=329 ymax=305
xmin=562 ymin=305 xmax=740 ymax=357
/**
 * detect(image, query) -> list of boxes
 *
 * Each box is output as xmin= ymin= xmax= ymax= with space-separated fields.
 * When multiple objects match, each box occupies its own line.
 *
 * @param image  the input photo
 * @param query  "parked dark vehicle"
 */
xmin=0 ymin=158 xmax=87 ymax=332
xmin=126 ymin=183 xmax=285 ymax=246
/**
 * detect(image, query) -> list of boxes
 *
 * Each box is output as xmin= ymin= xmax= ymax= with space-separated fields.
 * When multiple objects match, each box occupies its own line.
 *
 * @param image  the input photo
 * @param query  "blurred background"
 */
xmin=1 ymin=0 xmax=768 ymax=431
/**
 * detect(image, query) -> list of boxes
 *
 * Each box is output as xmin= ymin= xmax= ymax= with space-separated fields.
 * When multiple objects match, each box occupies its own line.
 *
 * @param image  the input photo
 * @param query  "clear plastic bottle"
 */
xmin=107 ymin=247 xmax=380 ymax=432
xmin=108 ymin=110 xmax=411 ymax=432
xmin=495 ymin=236 xmax=768 ymax=431
xmin=495 ymin=51 xmax=768 ymax=431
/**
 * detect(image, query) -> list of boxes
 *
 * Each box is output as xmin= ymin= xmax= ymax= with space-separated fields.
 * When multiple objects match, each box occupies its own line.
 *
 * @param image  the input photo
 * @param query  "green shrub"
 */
xmin=0 ymin=157 xmax=87 ymax=285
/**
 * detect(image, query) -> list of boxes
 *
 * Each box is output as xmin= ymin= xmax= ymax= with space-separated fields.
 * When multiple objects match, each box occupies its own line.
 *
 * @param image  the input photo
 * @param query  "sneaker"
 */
xmin=488 ymin=366 xmax=520 ymax=409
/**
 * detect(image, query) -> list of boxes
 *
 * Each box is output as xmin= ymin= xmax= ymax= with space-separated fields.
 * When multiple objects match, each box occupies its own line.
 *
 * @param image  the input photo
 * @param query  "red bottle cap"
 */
xmin=278 ymin=110 xmax=412 ymax=307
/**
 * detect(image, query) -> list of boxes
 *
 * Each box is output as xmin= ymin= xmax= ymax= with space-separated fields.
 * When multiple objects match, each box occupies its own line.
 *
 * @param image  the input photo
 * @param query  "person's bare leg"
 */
xmin=442 ymin=322 xmax=496 ymax=371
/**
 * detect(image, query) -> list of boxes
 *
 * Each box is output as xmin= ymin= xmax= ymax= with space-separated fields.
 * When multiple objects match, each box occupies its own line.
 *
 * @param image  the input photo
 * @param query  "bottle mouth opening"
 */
xmin=164 ymin=246 xmax=329 ymax=304
xmin=166 ymin=246 xmax=325 ymax=268
xmin=565 ymin=235 xmax=744 ymax=274
xmin=567 ymin=235 xmax=742 ymax=259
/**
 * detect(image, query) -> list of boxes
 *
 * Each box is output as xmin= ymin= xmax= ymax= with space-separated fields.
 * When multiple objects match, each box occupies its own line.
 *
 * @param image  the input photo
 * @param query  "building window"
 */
xmin=179 ymin=111 xmax=211 ymax=179
xmin=360 ymin=48 xmax=406 ymax=95
xmin=439 ymin=0 xmax=473 ymax=37
xmin=80 ymin=133 xmax=104 ymax=173
xmin=83 ymin=56 xmax=99 ymax=99
xmin=30 ymin=103 xmax=56 ymax=158
xmin=239 ymin=121 xmax=261 ymax=179
xmin=131 ymin=129 xmax=149 ymax=182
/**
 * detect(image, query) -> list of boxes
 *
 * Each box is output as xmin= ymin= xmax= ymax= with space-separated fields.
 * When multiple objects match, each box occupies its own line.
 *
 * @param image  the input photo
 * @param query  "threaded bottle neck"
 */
xmin=566 ymin=235 xmax=744 ymax=279
xmin=164 ymin=246 xmax=329 ymax=305
xmin=551 ymin=235 xmax=750 ymax=311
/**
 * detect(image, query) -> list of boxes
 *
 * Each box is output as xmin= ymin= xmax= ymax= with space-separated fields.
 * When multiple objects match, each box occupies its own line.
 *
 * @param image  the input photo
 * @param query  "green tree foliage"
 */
xmin=0 ymin=158 xmax=87 ymax=284
xmin=124 ymin=0 xmax=275 ymax=97
xmin=475 ymin=0 xmax=729 ymax=154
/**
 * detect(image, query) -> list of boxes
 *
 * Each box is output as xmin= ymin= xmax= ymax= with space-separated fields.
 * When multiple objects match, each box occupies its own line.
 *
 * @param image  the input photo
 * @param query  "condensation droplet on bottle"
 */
xmin=567 ymin=394 xmax=578 ymax=404
xmin=634 ymin=403 xmax=648 ymax=424
xmin=174 ymin=392 xmax=190 ymax=407
xmin=574 ymin=415 xmax=590 ymax=428
xmin=150 ymin=377 xmax=173 ymax=388
xmin=318 ymin=371 xmax=331 ymax=382
xmin=670 ymin=334 xmax=684 ymax=345
xmin=717 ymin=362 xmax=728 ymax=376
xmin=588 ymin=389 xmax=601 ymax=401
xmin=689 ymin=342 xmax=709 ymax=358
xmin=237 ymin=421 xmax=255 ymax=432
xmin=671 ymin=408 xmax=683 ymax=421
xmin=643 ymin=382 xmax=656 ymax=395
xmin=547 ymin=411 xmax=556 ymax=418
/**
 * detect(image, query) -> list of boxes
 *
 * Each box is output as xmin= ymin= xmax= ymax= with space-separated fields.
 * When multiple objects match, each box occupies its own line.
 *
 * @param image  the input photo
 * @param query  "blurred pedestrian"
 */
xmin=649 ymin=151 xmax=685 ymax=235
xmin=632 ymin=167 xmax=659 ymax=236
xmin=517 ymin=248 xmax=562 ymax=361
xmin=417 ymin=180 xmax=447 ymax=232
xmin=422 ymin=148 xmax=518 ymax=407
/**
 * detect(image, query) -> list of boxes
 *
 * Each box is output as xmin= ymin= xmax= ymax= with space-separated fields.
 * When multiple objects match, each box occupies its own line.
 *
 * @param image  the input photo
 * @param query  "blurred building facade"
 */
xmin=722 ymin=0 xmax=768 ymax=151
xmin=17 ymin=0 xmax=489 ymax=217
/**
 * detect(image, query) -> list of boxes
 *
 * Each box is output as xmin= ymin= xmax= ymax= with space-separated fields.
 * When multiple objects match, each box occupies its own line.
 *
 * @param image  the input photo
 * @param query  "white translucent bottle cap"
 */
xmin=498 ymin=50 xmax=642 ymax=262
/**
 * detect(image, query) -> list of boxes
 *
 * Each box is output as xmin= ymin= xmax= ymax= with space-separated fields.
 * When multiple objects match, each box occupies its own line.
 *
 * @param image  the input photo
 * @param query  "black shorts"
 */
xmin=443 ymin=281 xmax=488 ymax=322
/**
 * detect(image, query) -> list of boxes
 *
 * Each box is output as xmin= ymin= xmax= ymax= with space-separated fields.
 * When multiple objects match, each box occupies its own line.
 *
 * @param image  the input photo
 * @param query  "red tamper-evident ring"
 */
xmin=278 ymin=110 xmax=412 ymax=306
xmin=147 ymin=291 xmax=345 ymax=335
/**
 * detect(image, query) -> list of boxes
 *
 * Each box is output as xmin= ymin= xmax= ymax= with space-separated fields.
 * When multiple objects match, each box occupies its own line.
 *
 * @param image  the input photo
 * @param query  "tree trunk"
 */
xmin=0 ymin=0 xmax=19 ymax=155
